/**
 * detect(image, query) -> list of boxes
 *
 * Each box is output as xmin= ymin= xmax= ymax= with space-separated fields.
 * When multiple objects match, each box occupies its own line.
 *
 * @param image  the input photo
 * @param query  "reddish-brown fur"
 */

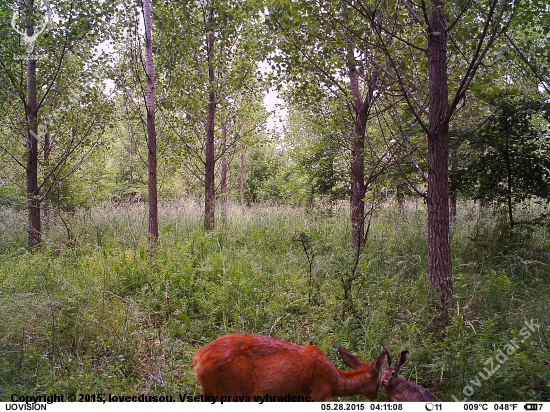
xmin=380 ymin=346 xmax=441 ymax=402
xmin=193 ymin=334 xmax=386 ymax=401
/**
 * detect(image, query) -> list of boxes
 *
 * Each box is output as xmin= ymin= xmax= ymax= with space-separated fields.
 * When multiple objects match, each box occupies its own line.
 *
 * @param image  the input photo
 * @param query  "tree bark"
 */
xmin=504 ymin=133 xmax=514 ymax=234
xmin=143 ymin=0 xmax=158 ymax=250
xmin=43 ymin=126 xmax=52 ymax=222
xmin=343 ymin=8 xmax=374 ymax=250
xmin=25 ymin=0 xmax=41 ymax=250
xmin=240 ymin=151 xmax=246 ymax=209
xmin=220 ymin=124 xmax=229 ymax=220
xmin=350 ymin=122 xmax=366 ymax=249
xmin=449 ymin=137 xmax=458 ymax=221
xmin=204 ymin=0 xmax=217 ymax=231
xmin=427 ymin=0 xmax=454 ymax=317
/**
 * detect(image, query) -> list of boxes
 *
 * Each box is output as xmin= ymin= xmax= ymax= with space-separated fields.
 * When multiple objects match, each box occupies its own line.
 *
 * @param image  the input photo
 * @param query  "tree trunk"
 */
xmin=240 ymin=151 xmax=246 ymax=209
xmin=204 ymin=0 xmax=216 ymax=231
xmin=504 ymin=133 xmax=514 ymax=235
xmin=43 ymin=126 xmax=52 ymax=223
xmin=143 ymin=0 xmax=158 ymax=250
xmin=25 ymin=0 xmax=41 ymax=250
xmin=449 ymin=137 xmax=458 ymax=221
xmin=427 ymin=0 xmax=454 ymax=318
xmin=128 ymin=118 xmax=135 ymax=185
xmin=343 ymin=8 xmax=371 ymax=250
xmin=220 ymin=123 xmax=229 ymax=221
xmin=350 ymin=126 xmax=366 ymax=249
xmin=220 ymin=157 xmax=229 ymax=219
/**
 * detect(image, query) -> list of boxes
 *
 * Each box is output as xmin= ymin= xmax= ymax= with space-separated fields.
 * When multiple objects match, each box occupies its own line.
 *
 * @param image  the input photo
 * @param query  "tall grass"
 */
xmin=0 ymin=200 xmax=548 ymax=400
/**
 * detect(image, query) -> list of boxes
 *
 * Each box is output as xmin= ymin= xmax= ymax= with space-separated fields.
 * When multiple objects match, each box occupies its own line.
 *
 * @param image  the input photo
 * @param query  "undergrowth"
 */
xmin=0 ymin=201 xmax=548 ymax=401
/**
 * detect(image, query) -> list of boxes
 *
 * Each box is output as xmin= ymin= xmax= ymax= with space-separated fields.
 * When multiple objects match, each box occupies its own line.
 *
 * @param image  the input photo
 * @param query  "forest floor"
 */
xmin=0 ymin=200 xmax=549 ymax=401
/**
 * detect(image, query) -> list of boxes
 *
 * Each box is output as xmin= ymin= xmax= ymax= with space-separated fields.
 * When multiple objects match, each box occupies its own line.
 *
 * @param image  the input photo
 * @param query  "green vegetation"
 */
xmin=1 ymin=201 xmax=548 ymax=401
xmin=1 ymin=0 xmax=549 ymax=403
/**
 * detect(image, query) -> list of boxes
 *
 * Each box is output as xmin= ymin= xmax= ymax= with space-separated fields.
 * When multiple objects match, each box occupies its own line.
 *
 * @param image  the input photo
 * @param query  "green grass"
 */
xmin=0 ymin=200 xmax=548 ymax=401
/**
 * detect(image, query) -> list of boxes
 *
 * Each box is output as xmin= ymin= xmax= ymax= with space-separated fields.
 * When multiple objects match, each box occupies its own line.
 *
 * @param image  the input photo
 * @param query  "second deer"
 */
xmin=380 ymin=346 xmax=441 ymax=401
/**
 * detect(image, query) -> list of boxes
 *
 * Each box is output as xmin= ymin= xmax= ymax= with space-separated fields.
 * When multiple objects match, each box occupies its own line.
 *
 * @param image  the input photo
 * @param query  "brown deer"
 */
xmin=193 ymin=334 xmax=386 ymax=402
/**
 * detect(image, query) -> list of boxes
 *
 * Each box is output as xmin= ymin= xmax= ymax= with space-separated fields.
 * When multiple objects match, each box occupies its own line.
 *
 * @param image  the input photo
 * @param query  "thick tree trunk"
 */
xmin=143 ymin=0 xmax=158 ymax=250
xmin=204 ymin=0 xmax=216 ymax=231
xmin=427 ymin=0 xmax=454 ymax=318
xmin=25 ymin=0 xmax=41 ymax=250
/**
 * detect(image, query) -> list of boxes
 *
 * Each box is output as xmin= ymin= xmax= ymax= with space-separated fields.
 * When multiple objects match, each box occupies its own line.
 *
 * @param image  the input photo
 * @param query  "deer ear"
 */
xmin=369 ymin=350 xmax=387 ymax=375
xmin=338 ymin=347 xmax=363 ymax=370
xmin=382 ymin=345 xmax=392 ymax=367
xmin=395 ymin=351 xmax=409 ymax=373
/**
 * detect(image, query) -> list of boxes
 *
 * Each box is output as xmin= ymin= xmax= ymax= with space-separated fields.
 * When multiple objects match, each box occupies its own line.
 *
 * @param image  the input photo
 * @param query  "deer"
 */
xmin=192 ymin=334 xmax=386 ymax=402
xmin=380 ymin=346 xmax=441 ymax=401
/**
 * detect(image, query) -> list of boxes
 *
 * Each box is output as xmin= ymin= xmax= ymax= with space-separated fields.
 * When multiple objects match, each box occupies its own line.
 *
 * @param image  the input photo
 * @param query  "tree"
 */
xmin=155 ymin=0 xmax=267 ymax=230
xmin=351 ymin=0 xmax=517 ymax=319
xmin=426 ymin=0 xmax=453 ymax=317
xmin=219 ymin=91 xmax=268 ymax=217
xmin=266 ymin=0 xmax=391 ymax=249
xmin=25 ymin=0 xmax=40 ymax=249
xmin=203 ymin=0 xmax=217 ymax=231
xmin=285 ymin=103 xmax=349 ymax=206
xmin=454 ymin=96 xmax=550 ymax=231
xmin=143 ymin=0 xmax=159 ymax=250
xmin=0 ymin=0 xmax=115 ymax=249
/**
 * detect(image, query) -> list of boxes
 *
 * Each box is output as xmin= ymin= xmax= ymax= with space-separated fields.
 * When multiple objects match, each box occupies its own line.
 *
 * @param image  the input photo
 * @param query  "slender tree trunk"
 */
xmin=220 ymin=157 xmax=229 ymax=219
xmin=128 ymin=119 xmax=135 ymax=185
xmin=427 ymin=0 xmax=454 ymax=318
xmin=350 ymin=124 xmax=366 ymax=249
xmin=240 ymin=151 xmax=246 ymax=209
xmin=25 ymin=0 xmax=41 ymax=250
xmin=220 ymin=123 xmax=229 ymax=221
xmin=504 ymin=134 xmax=514 ymax=234
xmin=449 ymin=137 xmax=458 ymax=221
xmin=143 ymin=0 xmax=158 ymax=250
xmin=184 ymin=161 xmax=194 ymax=200
xmin=204 ymin=0 xmax=217 ymax=231
xmin=43 ymin=126 xmax=51 ymax=223
xmin=343 ymin=8 xmax=372 ymax=250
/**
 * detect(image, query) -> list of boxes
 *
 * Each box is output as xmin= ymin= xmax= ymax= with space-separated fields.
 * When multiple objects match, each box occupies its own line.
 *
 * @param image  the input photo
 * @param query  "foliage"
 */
xmin=241 ymin=145 xmax=296 ymax=204
xmin=453 ymin=95 xmax=550 ymax=226
xmin=151 ymin=0 xmax=269 ymax=179
xmin=284 ymin=107 xmax=349 ymax=203
xmin=505 ymin=0 xmax=550 ymax=95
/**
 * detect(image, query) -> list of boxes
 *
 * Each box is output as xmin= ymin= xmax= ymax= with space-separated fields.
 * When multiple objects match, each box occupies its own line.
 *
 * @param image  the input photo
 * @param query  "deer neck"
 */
xmin=336 ymin=369 xmax=376 ymax=398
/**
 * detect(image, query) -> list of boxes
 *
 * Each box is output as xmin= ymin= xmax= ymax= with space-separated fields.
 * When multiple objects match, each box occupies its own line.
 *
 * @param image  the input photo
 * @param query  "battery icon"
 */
xmin=525 ymin=405 xmax=539 ymax=411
